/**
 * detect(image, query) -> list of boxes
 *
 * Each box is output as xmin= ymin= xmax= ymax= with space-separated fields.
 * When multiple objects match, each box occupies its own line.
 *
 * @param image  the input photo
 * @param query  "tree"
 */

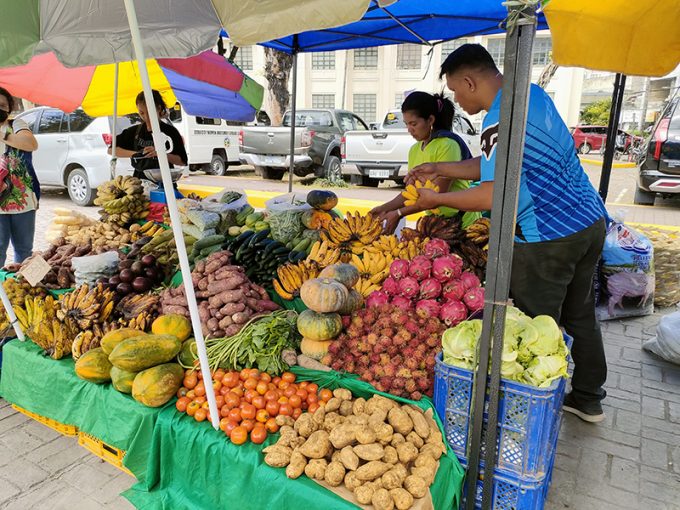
xmin=580 ymin=99 xmax=612 ymax=126
xmin=264 ymin=48 xmax=294 ymax=126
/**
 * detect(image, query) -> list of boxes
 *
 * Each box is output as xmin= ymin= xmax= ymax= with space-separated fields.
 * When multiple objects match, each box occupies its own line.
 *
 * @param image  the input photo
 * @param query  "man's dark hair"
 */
xmin=439 ymin=43 xmax=499 ymax=79
xmin=0 ymin=87 xmax=15 ymax=112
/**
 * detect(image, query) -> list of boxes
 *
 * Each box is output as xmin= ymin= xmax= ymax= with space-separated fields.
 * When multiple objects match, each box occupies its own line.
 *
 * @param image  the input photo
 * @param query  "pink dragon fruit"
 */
xmin=419 ymin=278 xmax=442 ymax=300
xmin=442 ymin=279 xmax=466 ymax=301
xmin=408 ymin=255 xmax=432 ymax=281
xmin=389 ymin=259 xmax=410 ymax=280
xmin=463 ymin=287 xmax=485 ymax=312
xmin=432 ymin=254 xmax=463 ymax=282
xmin=459 ymin=271 xmax=481 ymax=290
xmin=381 ymin=277 xmax=399 ymax=296
xmin=415 ymin=299 xmax=441 ymax=319
xmin=439 ymin=299 xmax=468 ymax=327
xmin=391 ymin=295 xmax=413 ymax=311
xmin=366 ymin=290 xmax=389 ymax=308
xmin=423 ymin=238 xmax=450 ymax=259
xmin=398 ymin=276 xmax=419 ymax=298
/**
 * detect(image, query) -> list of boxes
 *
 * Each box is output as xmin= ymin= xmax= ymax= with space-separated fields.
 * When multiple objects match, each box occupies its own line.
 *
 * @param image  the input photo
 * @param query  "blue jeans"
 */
xmin=0 ymin=210 xmax=36 ymax=267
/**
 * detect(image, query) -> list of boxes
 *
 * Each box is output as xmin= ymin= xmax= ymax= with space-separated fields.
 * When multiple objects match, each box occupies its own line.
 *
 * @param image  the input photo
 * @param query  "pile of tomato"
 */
xmin=175 ymin=368 xmax=334 ymax=445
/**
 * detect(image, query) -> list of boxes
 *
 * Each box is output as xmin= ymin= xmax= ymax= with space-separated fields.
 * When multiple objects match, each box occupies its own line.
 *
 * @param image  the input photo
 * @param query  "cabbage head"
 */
xmin=442 ymin=320 xmax=482 ymax=368
xmin=523 ymin=355 xmax=568 ymax=388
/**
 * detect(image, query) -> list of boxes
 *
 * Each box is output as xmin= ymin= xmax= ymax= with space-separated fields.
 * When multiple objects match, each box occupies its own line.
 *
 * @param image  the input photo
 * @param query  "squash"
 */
xmin=319 ymin=263 xmax=360 ymax=289
xmin=75 ymin=348 xmax=112 ymax=384
xmin=300 ymin=337 xmax=332 ymax=361
xmin=132 ymin=363 xmax=184 ymax=407
xmin=101 ymin=328 xmax=147 ymax=355
xmin=337 ymin=289 xmax=364 ymax=315
xmin=297 ymin=310 xmax=342 ymax=341
xmin=177 ymin=338 xmax=197 ymax=367
xmin=307 ymin=190 xmax=338 ymax=211
xmin=109 ymin=334 xmax=182 ymax=372
xmin=300 ymin=278 xmax=349 ymax=313
xmin=110 ymin=366 xmax=138 ymax=394
xmin=301 ymin=209 xmax=332 ymax=230
xmin=151 ymin=314 xmax=192 ymax=342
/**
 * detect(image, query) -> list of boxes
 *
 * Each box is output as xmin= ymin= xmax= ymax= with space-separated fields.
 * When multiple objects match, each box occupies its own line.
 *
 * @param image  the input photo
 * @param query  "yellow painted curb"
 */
xmin=628 ymin=222 xmax=680 ymax=233
xmin=580 ymin=157 xmax=637 ymax=168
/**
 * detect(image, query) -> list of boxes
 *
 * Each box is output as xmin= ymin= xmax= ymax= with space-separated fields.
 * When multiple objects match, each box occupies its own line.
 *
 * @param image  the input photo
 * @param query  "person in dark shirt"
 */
xmin=109 ymin=90 xmax=187 ymax=180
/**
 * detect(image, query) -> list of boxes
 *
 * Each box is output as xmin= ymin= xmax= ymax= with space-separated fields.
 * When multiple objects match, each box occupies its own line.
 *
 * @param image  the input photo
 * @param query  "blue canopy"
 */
xmin=221 ymin=0 xmax=548 ymax=53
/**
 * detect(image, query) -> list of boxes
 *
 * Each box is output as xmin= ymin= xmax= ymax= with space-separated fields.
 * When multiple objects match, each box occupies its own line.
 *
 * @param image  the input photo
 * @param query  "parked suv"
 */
xmin=15 ymin=107 xmax=134 ymax=206
xmin=636 ymin=97 xmax=680 ymax=205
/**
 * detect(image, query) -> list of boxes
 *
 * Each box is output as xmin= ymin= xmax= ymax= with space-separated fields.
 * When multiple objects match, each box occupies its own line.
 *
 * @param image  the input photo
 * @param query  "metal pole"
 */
xmin=288 ymin=40 xmax=299 ymax=194
xmin=464 ymin=5 xmax=537 ymax=509
xmin=598 ymin=73 xmax=627 ymax=201
xmin=123 ymin=0 xmax=221 ymax=429
xmin=110 ymin=63 xmax=119 ymax=179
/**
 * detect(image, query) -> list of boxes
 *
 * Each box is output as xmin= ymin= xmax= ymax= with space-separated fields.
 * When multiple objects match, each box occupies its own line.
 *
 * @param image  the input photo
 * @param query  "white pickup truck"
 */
xmin=341 ymin=110 xmax=480 ymax=186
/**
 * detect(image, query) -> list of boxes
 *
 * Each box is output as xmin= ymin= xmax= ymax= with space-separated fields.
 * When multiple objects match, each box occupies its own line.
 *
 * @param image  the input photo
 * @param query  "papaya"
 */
xmin=301 ymin=209 xmax=332 ymax=230
xmin=300 ymin=337 xmax=332 ymax=361
xmin=75 ymin=348 xmax=112 ymax=384
xmin=101 ymin=328 xmax=147 ymax=355
xmin=151 ymin=314 xmax=192 ymax=342
xmin=132 ymin=363 xmax=185 ymax=407
xmin=177 ymin=338 xmax=197 ymax=367
xmin=307 ymin=190 xmax=338 ymax=211
xmin=110 ymin=366 xmax=138 ymax=394
xmin=109 ymin=334 xmax=182 ymax=372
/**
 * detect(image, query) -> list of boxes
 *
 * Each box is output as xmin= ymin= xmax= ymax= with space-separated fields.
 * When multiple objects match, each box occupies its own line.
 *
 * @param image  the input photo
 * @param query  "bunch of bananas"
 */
xmin=355 ymin=278 xmax=382 ymax=298
xmin=401 ymin=179 xmax=439 ymax=207
xmin=129 ymin=220 xmax=165 ymax=242
xmin=307 ymin=240 xmax=341 ymax=268
xmin=94 ymin=176 xmax=150 ymax=226
xmin=57 ymin=283 xmax=115 ymax=332
xmin=465 ymin=217 xmax=490 ymax=249
xmin=351 ymin=252 xmax=392 ymax=285
xmin=0 ymin=279 xmax=48 ymax=333
xmin=16 ymin=295 xmax=72 ymax=359
xmin=115 ymin=292 xmax=160 ymax=331
xmin=407 ymin=215 xmax=459 ymax=242
xmin=71 ymin=322 xmax=120 ymax=360
xmin=272 ymin=260 xmax=320 ymax=301
xmin=365 ymin=235 xmax=427 ymax=261
xmin=322 ymin=212 xmax=382 ymax=261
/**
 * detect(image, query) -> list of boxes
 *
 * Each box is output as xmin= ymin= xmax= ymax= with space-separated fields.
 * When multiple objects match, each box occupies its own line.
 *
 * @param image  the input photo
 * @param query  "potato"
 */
xmin=331 ymin=451 xmax=341 ymax=463
xmin=352 ymin=397 xmax=366 ymax=415
xmin=427 ymin=428 xmax=444 ymax=447
xmin=290 ymin=436 xmax=307 ymax=449
xmin=304 ymin=458 xmax=328 ymax=480
xmin=277 ymin=428 xmax=298 ymax=447
xmin=263 ymin=446 xmax=293 ymax=467
xmin=368 ymin=408 xmax=388 ymax=426
xmin=347 ymin=413 xmax=369 ymax=426
xmin=415 ymin=453 xmax=437 ymax=470
xmin=354 ymin=484 xmax=376 ymax=505
xmin=356 ymin=427 xmax=377 ymax=445
xmin=396 ymin=442 xmax=419 ymax=464
xmin=366 ymin=395 xmax=396 ymax=414
xmin=286 ymin=451 xmax=307 ymax=479
xmin=356 ymin=461 xmax=392 ymax=481
xmin=388 ymin=407 xmax=414 ymax=436
xmin=324 ymin=461 xmax=346 ymax=487
xmin=411 ymin=465 xmax=436 ymax=485
xmin=372 ymin=488 xmax=395 ymax=510
xmin=339 ymin=446 xmax=360 ymax=471
xmin=406 ymin=431 xmax=424 ymax=449
xmin=312 ymin=406 xmax=326 ymax=428
xmin=404 ymin=475 xmax=428 ymax=498
xmin=419 ymin=442 xmax=445 ymax=461
xmin=299 ymin=430 xmax=332 ymax=459
xmin=333 ymin=388 xmax=352 ymax=401
xmin=390 ymin=433 xmax=406 ymax=447
xmin=294 ymin=413 xmax=318 ymax=438
xmin=383 ymin=445 xmax=399 ymax=465
xmin=339 ymin=400 xmax=354 ymax=417
xmin=390 ymin=488 xmax=415 ymax=510
xmin=329 ymin=423 xmax=357 ymax=449
xmin=392 ymin=463 xmax=408 ymax=480
xmin=323 ymin=412 xmax=345 ymax=432
xmin=345 ymin=470 xmax=362 ymax=491
xmin=276 ymin=415 xmax=295 ymax=427
xmin=381 ymin=468 xmax=406 ymax=490
xmin=354 ymin=443 xmax=385 ymax=461
xmin=374 ymin=423 xmax=394 ymax=444
xmin=325 ymin=397 xmax=342 ymax=412
xmin=403 ymin=406 xmax=430 ymax=440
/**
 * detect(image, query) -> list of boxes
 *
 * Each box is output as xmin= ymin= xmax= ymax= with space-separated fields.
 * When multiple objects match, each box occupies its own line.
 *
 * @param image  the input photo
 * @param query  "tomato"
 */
xmin=241 ymin=403 xmax=257 ymax=420
xmin=212 ymin=380 xmax=222 ymax=392
xmin=228 ymin=408 xmax=242 ymax=423
xmin=185 ymin=389 xmax=196 ymax=399
xmin=224 ymin=420 xmax=238 ymax=437
xmin=306 ymin=383 xmax=319 ymax=394
xmin=230 ymin=426 xmax=248 ymax=445
xmin=259 ymin=372 xmax=272 ymax=383
xmin=201 ymin=401 xmax=211 ymax=410
xmin=295 ymin=388 xmax=308 ymax=400
xmin=319 ymin=388 xmax=333 ymax=402
xmin=317 ymin=400 xmax=326 ymax=409
xmin=281 ymin=372 xmax=296 ymax=383
xmin=278 ymin=403 xmax=292 ymax=416
xmin=214 ymin=369 xmax=226 ymax=382
xmin=194 ymin=408 xmax=207 ymax=422
xmin=222 ymin=372 xmax=239 ymax=388
xmin=265 ymin=417 xmax=279 ymax=433
xmin=278 ymin=380 xmax=290 ymax=390
xmin=256 ymin=381 xmax=268 ymax=395
xmin=267 ymin=383 xmax=277 ymax=392
xmin=241 ymin=419 xmax=255 ymax=432
xmin=239 ymin=369 xmax=250 ymax=381
xmin=215 ymin=395 xmax=225 ymax=409
xmin=265 ymin=401 xmax=280 ymax=416
xmin=308 ymin=402 xmax=320 ymax=414
xmin=186 ymin=401 xmax=200 ymax=417
xmin=307 ymin=393 xmax=318 ymax=405
xmin=244 ymin=389 xmax=258 ymax=403
xmin=196 ymin=369 xmax=203 ymax=380
xmin=225 ymin=392 xmax=241 ymax=409
xmin=194 ymin=396 xmax=207 ymax=405
xmin=244 ymin=377 xmax=258 ymax=391
xmin=194 ymin=381 xmax=206 ymax=397
xmin=220 ymin=404 xmax=231 ymax=417
xmin=219 ymin=386 xmax=231 ymax=396
xmin=185 ymin=369 xmax=195 ymax=377
xmin=284 ymin=386 xmax=298 ymax=398
xmin=248 ymin=368 xmax=260 ymax=380
xmin=252 ymin=395 xmax=266 ymax=410
xmin=299 ymin=381 xmax=309 ymax=389
xmin=177 ymin=387 xmax=188 ymax=398
xmin=219 ymin=417 xmax=231 ymax=432
xmin=176 ymin=397 xmax=191 ymax=413
xmin=288 ymin=394 xmax=302 ymax=409
xmin=264 ymin=390 xmax=279 ymax=402
xmin=183 ymin=374 xmax=198 ymax=389
xmin=250 ymin=426 xmax=267 ymax=444
xmin=230 ymin=386 xmax=244 ymax=398
xmin=292 ymin=407 xmax=302 ymax=419
xmin=256 ymin=409 xmax=269 ymax=423
xmin=277 ymin=396 xmax=289 ymax=404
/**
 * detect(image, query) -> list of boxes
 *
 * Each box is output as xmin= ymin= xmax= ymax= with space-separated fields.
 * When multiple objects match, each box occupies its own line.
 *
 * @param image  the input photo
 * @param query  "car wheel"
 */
xmin=633 ymin=187 xmax=655 ymax=206
xmin=208 ymin=154 xmax=227 ymax=176
xmin=324 ymin=155 xmax=342 ymax=181
xmin=67 ymin=167 xmax=94 ymax=206
xmin=579 ymin=143 xmax=592 ymax=154
xmin=261 ymin=167 xmax=285 ymax=180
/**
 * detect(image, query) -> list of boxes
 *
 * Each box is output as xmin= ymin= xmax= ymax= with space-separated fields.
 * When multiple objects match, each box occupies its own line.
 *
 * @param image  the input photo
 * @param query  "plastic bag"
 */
xmin=203 ymin=188 xmax=248 ymax=213
xmin=71 ymin=251 xmax=119 ymax=286
xmin=643 ymin=311 xmax=680 ymax=365
xmin=596 ymin=218 xmax=655 ymax=321
xmin=265 ymin=193 xmax=310 ymax=244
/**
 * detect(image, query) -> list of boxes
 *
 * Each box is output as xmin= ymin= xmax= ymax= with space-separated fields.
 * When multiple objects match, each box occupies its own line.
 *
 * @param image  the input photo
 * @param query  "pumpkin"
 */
xmin=337 ymin=289 xmax=364 ymax=315
xmin=110 ymin=366 xmax=138 ymax=394
xmin=300 ymin=278 xmax=349 ymax=313
xmin=132 ymin=363 xmax=184 ymax=407
xmin=300 ymin=338 xmax=332 ymax=361
xmin=297 ymin=310 xmax=342 ymax=341
xmin=177 ymin=338 xmax=197 ymax=367
xmin=319 ymin=263 xmax=360 ymax=289
xmin=301 ymin=210 xmax=332 ymax=230
xmin=151 ymin=314 xmax=192 ymax=342
xmin=307 ymin=190 xmax=338 ymax=211
xmin=75 ymin=348 xmax=112 ymax=384
xmin=101 ymin=328 xmax=147 ymax=355
xmin=109 ymin=334 xmax=182 ymax=372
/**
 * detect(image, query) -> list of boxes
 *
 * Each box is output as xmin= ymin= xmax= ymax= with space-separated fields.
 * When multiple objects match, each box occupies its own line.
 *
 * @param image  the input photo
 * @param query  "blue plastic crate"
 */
xmin=433 ymin=334 xmax=571 ymax=482
xmin=150 ymin=188 xmax=184 ymax=204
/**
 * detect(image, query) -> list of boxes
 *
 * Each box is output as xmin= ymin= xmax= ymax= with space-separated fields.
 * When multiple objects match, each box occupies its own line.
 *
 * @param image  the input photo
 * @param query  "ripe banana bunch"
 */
xmin=324 ymin=212 xmax=382 ymax=246
xmin=72 ymin=320 xmax=122 ymax=360
xmin=415 ymin=215 xmax=458 ymax=242
xmin=122 ymin=311 xmax=154 ymax=331
xmin=58 ymin=283 xmax=115 ymax=332
xmin=272 ymin=260 xmax=320 ymax=301
xmin=94 ymin=176 xmax=150 ymax=226
xmin=307 ymin=240 xmax=341 ymax=268
xmin=351 ymin=252 xmax=392 ymax=284
xmin=396 ymin=237 xmax=430 ymax=260
xmin=130 ymin=220 xmax=164 ymax=241
xmin=116 ymin=293 xmax=160 ymax=321
xmin=355 ymin=277 xmax=381 ymax=298
xmin=465 ymin=217 xmax=491 ymax=247
xmin=17 ymin=295 xmax=71 ymax=359
xmin=401 ymin=180 xmax=439 ymax=207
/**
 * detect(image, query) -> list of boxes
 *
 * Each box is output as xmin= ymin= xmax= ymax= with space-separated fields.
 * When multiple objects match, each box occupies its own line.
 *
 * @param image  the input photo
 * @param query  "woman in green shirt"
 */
xmin=371 ymin=91 xmax=480 ymax=233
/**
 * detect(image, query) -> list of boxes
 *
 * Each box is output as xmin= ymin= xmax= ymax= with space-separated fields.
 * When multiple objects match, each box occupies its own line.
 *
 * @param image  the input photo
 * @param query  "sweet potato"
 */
xmin=209 ymin=288 xmax=244 ymax=308
xmin=356 ymin=427 xmax=377 ymax=445
xmin=220 ymin=302 xmax=245 ymax=316
xmin=218 ymin=316 xmax=233 ymax=330
xmin=163 ymin=305 xmax=189 ymax=316
xmin=296 ymin=354 xmax=331 ymax=372
xmin=207 ymin=275 xmax=247 ymax=294
xmin=246 ymin=297 xmax=260 ymax=309
xmin=207 ymin=317 xmax=219 ymax=332
xmin=299 ymin=430 xmax=332 ymax=459
xmin=329 ymin=423 xmax=357 ymax=449
xmin=411 ymin=465 xmax=436 ymax=485
xmin=195 ymin=260 xmax=207 ymax=274
xmin=354 ymin=443 xmax=384 ymax=461
xmin=390 ymin=488 xmax=414 ymax=510
xmin=339 ymin=446 xmax=360 ymax=471
xmin=355 ymin=483 xmax=376 ymax=505
xmin=383 ymin=445 xmax=399 ymax=465
xmin=204 ymin=258 xmax=224 ymax=274
xmin=396 ymin=442 xmax=418 ymax=464
xmin=285 ymin=451 xmax=307 ymax=479
xmin=223 ymin=324 xmax=241 ymax=337
xmin=344 ymin=471 xmax=362 ymax=491
xmin=231 ymin=310 xmax=252 ymax=324
xmin=356 ymin=461 xmax=391 ymax=481
xmin=195 ymin=290 xmax=210 ymax=299
xmin=324 ymin=461 xmax=346 ymax=487
xmin=381 ymin=468 xmax=405 ymax=490
xmin=198 ymin=277 xmax=209 ymax=290
xmin=372 ymin=488 xmax=394 ymax=510
xmin=404 ymin=475 xmax=428 ymax=498
xmin=406 ymin=431 xmax=424 ymax=449
xmin=388 ymin=407 xmax=413 ymax=436
xmin=255 ymin=300 xmax=280 ymax=312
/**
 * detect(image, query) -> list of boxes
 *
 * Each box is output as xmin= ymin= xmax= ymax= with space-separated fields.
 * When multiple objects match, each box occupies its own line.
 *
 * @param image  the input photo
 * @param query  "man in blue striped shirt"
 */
xmin=411 ymin=44 xmax=608 ymax=422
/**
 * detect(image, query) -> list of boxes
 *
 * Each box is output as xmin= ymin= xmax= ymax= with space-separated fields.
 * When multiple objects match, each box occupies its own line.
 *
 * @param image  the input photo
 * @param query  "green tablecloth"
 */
xmin=0 ymin=339 xmax=163 ymax=481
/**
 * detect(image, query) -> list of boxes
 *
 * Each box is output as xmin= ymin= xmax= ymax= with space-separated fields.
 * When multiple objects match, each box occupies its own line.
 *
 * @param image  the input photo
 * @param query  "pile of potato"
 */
xmin=263 ymin=390 xmax=446 ymax=510
xmin=64 ymin=221 xmax=133 ymax=250
xmin=638 ymin=227 xmax=680 ymax=307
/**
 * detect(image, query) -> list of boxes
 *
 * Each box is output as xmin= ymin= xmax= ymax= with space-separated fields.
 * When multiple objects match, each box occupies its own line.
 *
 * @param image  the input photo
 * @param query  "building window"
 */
xmin=353 ymin=94 xmax=377 ymax=123
xmin=394 ymin=93 xmax=404 ymax=108
xmin=233 ymin=46 xmax=253 ymax=70
xmin=532 ymin=37 xmax=552 ymax=66
xmin=311 ymin=52 xmax=335 ymax=70
xmin=354 ymin=48 xmax=378 ymax=69
xmin=312 ymin=94 xmax=335 ymax=109
xmin=486 ymin=38 xmax=505 ymax=68
xmin=441 ymin=38 xmax=468 ymax=57
xmin=397 ymin=44 xmax=422 ymax=70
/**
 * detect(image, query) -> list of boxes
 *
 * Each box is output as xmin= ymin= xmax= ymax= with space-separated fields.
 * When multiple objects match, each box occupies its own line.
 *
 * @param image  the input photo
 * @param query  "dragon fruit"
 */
xmin=398 ymin=276 xmax=419 ymax=298
xmin=439 ymin=299 xmax=468 ymax=327
xmin=391 ymin=295 xmax=413 ymax=311
xmin=366 ymin=291 xmax=389 ymax=308
xmin=423 ymin=238 xmax=450 ymax=259
xmin=460 ymin=271 xmax=481 ymax=290
xmin=381 ymin=277 xmax=399 ymax=296
xmin=419 ymin=278 xmax=442 ymax=300
xmin=415 ymin=299 xmax=441 ymax=319
xmin=408 ymin=255 xmax=432 ymax=281
xmin=432 ymin=254 xmax=463 ymax=282
xmin=463 ymin=287 xmax=485 ymax=312
xmin=390 ymin=259 xmax=410 ymax=280
xmin=442 ymin=278 xmax=466 ymax=301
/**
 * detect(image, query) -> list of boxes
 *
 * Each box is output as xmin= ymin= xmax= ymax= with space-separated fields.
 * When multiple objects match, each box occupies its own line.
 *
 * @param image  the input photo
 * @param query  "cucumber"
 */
xmin=293 ymin=238 xmax=310 ymax=252
xmin=193 ymin=234 xmax=226 ymax=251
xmin=199 ymin=244 xmax=223 ymax=257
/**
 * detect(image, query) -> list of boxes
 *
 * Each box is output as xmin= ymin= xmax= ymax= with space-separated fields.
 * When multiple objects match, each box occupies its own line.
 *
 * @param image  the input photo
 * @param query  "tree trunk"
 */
xmin=264 ymin=48 xmax=294 ymax=126
xmin=537 ymin=61 xmax=559 ymax=89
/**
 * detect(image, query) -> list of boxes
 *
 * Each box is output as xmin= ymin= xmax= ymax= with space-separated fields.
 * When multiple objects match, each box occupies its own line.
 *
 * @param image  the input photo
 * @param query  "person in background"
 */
xmin=0 ymin=87 xmax=39 ymax=267
xmin=110 ymin=90 xmax=187 ymax=180
xmin=370 ymin=91 xmax=480 ymax=233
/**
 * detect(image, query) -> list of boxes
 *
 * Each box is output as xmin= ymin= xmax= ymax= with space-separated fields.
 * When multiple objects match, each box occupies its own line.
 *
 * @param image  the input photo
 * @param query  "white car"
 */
xmin=15 ymin=107 xmax=134 ymax=206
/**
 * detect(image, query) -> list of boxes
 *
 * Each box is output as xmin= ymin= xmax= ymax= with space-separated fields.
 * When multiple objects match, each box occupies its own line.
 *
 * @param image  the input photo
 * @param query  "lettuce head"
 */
xmin=442 ymin=319 xmax=482 ymax=368
xmin=523 ymin=355 xmax=568 ymax=388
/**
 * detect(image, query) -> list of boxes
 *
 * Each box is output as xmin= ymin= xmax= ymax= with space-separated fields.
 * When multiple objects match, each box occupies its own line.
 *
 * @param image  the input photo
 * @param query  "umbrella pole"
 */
xmin=122 ymin=0 xmax=221 ymax=429
xmin=598 ymin=73 xmax=627 ymax=201
xmin=110 ymin=63 xmax=119 ymax=180
xmin=288 ymin=39 xmax=299 ymax=194
xmin=0 ymin=284 xmax=24 ymax=341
